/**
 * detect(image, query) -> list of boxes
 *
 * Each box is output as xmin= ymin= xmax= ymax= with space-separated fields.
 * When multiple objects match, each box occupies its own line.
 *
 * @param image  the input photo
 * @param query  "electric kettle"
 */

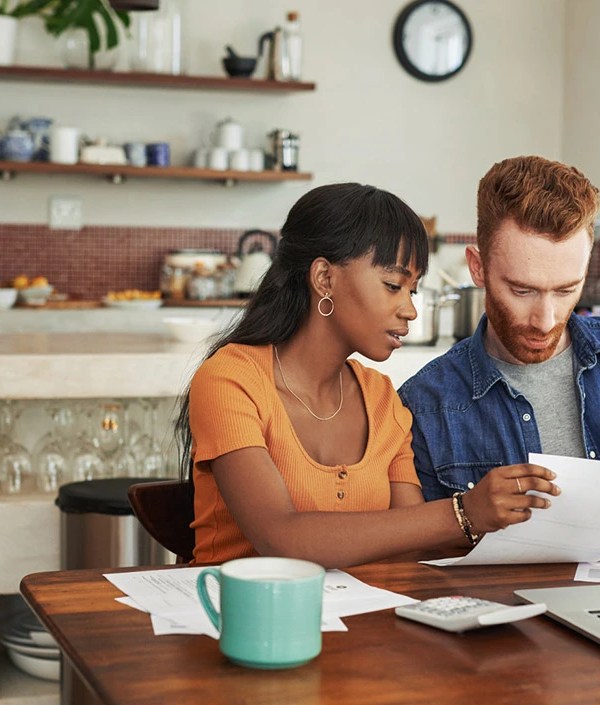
xmin=234 ymin=229 xmax=278 ymax=296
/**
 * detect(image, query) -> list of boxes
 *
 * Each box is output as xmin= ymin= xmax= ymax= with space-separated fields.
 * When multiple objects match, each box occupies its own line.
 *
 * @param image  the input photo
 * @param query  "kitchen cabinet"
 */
xmin=0 ymin=65 xmax=315 ymax=186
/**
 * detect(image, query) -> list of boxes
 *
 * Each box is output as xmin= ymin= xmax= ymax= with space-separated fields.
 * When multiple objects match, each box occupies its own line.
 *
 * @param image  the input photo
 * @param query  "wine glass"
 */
xmin=32 ymin=402 xmax=77 ymax=493
xmin=0 ymin=401 xmax=34 ymax=495
xmin=69 ymin=402 xmax=106 ymax=482
xmin=131 ymin=399 xmax=166 ymax=477
xmin=93 ymin=400 xmax=137 ymax=477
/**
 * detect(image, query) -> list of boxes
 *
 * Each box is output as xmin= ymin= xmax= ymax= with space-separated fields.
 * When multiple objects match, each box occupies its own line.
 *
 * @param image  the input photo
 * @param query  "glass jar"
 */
xmin=130 ymin=0 xmax=183 ymax=74
xmin=160 ymin=250 xmax=227 ymax=299
xmin=160 ymin=262 xmax=189 ymax=300
xmin=186 ymin=270 xmax=217 ymax=301
xmin=61 ymin=27 xmax=120 ymax=71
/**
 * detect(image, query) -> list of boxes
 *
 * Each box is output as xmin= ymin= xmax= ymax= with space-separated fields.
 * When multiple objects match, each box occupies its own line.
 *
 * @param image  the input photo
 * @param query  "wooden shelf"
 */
xmin=0 ymin=161 xmax=312 ymax=185
xmin=0 ymin=65 xmax=316 ymax=92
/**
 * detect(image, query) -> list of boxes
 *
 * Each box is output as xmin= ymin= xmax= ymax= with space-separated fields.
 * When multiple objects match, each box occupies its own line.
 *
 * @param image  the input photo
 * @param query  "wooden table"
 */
xmin=20 ymin=561 xmax=600 ymax=705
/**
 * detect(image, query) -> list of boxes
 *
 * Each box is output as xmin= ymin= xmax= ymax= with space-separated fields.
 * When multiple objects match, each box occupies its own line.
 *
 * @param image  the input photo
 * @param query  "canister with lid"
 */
xmin=160 ymin=249 xmax=226 ymax=299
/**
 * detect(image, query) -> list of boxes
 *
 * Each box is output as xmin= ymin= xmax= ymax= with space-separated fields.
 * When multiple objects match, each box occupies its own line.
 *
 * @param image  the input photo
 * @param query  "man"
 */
xmin=399 ymin=155 xmax=600 ymax=500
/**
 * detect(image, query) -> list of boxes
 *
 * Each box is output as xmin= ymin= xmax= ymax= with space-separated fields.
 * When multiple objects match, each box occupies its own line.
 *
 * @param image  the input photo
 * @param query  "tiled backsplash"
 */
xmin=0 ymin=224 xmax=250 ymax=299
xmin=1 ymin=224 xmax=599 ymax=301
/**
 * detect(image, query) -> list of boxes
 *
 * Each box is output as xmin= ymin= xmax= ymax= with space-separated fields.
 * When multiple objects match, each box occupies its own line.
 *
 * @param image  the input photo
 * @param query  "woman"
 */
xmin=176 ymin=183 xmax=559 ymax=568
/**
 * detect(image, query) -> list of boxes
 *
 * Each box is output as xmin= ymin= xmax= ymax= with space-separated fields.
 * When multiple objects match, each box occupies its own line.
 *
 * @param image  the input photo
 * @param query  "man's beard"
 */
xmin=485 ymin=288 xmax=571 ymax=364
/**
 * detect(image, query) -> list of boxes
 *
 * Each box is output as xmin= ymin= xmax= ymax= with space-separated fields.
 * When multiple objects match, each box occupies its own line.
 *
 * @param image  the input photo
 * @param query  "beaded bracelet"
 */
xmin=452 ymin=492 xmax=481 ymax=546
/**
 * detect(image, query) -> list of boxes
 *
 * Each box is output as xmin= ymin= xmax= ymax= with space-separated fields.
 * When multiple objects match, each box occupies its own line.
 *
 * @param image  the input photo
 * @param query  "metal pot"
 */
xmin=404 ymin=288 xmax=459 ymax=346
xmin=453 ymin=286 xmax=485 ymax=340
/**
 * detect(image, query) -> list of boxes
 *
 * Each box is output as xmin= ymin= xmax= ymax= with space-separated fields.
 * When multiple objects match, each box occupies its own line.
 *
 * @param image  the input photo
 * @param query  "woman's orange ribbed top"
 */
xmin=188 ymin=343 xmax=419 ymax=565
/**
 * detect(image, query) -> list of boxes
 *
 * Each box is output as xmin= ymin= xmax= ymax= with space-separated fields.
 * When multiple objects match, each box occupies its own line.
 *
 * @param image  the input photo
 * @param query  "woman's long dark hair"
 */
xmin=176 ymin=182 xmax=428 ymax=480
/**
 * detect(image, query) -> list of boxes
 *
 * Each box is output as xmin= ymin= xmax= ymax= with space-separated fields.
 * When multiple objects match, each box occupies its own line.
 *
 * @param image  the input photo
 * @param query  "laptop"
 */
xmin=515 ymin=585 xmax=600 ymax=644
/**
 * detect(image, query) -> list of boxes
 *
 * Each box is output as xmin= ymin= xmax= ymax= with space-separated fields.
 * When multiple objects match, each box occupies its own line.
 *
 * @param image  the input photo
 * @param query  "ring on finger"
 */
xmin=515 ymin=477 xmax=523 ymax=494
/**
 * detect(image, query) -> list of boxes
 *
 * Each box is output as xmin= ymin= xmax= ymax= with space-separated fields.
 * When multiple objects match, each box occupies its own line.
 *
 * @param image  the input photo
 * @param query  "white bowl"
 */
xmin=7 ymin=648 xmax=60 ymax=681
xmin=0 ymin=288 xmax=17 ymax=309
xmin=17 ymin=285 xmax=53 ymax=307
xmin=163 ymin=316 xmax=222 ymax=343
xmin=102 ymin=297 xmax=163 ymax=310
xmin=29 ymin=630 xmax=58 ymax=648
xmin=1 ymin=638 xmax=60 ymax=658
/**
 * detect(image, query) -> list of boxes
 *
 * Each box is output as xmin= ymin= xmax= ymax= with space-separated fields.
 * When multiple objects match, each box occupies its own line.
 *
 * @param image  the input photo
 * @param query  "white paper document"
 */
xmin=574 ymin=562 xmax=600 ymax=582
xmin=104 ymin=567 xmax=415 ymax=637
xmin=424 ymin=453 xmax=600 ymax=567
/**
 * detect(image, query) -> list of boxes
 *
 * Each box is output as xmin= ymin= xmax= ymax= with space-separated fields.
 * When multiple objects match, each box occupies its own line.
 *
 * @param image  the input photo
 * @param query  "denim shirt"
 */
xmin=398 ymin=313 xmax=600 ymax=501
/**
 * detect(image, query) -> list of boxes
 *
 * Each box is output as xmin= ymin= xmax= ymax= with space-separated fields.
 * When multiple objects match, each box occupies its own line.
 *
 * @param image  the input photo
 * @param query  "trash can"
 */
xmin=56 ymin=477 xmax=171 ymax=570
xmin=55 ymin=477 xmax=172 ymax=705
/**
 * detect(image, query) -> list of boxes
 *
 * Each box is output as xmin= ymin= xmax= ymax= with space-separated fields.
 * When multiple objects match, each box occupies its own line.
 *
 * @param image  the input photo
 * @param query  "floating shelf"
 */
xmin=0 ymin=161 xmax=312 ymax=185
xmin=0 ymin=65 xmax=316 ymax=92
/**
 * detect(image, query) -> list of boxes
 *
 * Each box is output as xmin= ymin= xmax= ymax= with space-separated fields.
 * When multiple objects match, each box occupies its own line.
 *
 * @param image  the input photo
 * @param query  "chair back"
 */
xmin=128 ymin=479 xmax=195 ymax=563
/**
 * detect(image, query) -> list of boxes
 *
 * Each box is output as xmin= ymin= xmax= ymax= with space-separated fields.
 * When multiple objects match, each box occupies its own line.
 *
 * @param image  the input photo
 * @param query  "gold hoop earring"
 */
xmin=317 ymin=293 xmax=334 ymax=317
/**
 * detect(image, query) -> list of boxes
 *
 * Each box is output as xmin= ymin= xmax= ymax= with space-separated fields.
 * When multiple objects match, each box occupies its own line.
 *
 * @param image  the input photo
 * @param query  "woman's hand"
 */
xmin=461 ymin=464 xmax=561 ymax=535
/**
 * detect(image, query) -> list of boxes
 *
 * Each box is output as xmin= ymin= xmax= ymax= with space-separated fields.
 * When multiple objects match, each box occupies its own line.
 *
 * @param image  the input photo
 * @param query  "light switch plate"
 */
xmin=48 ymin=196 xmax=83 ymax=230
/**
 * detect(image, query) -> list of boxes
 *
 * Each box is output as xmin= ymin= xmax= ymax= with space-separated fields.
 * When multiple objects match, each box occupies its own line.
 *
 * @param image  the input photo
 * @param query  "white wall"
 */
xmin=0 ymin=0 xmax=566 ymax=231
xmin=563 ymin=0 xmax=600 ymax=187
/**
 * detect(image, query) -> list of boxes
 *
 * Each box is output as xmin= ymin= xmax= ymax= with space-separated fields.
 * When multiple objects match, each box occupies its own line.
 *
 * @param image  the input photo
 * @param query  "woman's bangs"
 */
xmin=370 ymin=213 xmax=429 ymax=275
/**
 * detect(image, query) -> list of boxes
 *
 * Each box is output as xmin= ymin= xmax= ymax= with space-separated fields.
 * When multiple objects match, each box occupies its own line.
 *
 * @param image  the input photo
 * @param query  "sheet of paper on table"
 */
xmin=424 ymin=453 xmax=600 ymax=567
xmin=104 ymin=567 xmax=416 ymax=637
xmin=574 ymin=562 xmax=600 ymax=582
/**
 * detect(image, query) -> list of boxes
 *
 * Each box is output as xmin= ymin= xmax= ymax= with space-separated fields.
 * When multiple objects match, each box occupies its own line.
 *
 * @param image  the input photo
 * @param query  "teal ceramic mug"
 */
xmin=196 ymin=556 xmax=325 ymax=669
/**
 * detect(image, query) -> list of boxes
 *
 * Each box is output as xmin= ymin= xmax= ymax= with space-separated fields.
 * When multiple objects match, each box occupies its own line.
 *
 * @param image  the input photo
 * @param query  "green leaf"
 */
xmin=10 ymin=0 xmax=54 ymax=18
xmin=77 ymin=11 xmax=99 ymax=53
xmin=96 ymin=1 xmax=117 ymax=49
xmin=29 ymin=0 xmax=130 ymax=57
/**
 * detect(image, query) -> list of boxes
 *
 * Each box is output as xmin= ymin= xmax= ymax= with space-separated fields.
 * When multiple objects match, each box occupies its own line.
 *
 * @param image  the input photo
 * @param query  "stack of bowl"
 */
xmin=0 ymin=605 xmax=60 ymax=681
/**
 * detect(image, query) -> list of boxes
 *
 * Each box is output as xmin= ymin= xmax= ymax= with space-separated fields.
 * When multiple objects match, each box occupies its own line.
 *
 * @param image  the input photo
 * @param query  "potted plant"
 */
xmin=1 ymin=1 xmax=130 ymax=69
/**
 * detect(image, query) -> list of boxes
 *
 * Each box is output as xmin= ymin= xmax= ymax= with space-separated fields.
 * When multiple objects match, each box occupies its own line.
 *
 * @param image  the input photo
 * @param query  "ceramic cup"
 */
xmin=193 ymin=147 xmax=209 ymax=168
xmin=197 ymin=556 xmax=325 ymax=669
xmin=124 ymin=141 xmax=147 ymax=167
xmin=207 ymin=146 xmax=228 ymax=171
xmin=146 ymin=142 xmax=170 ymax=166
xmin=229 ymin=148 xmax=250 ymax=171
xmin=49 ymin=126 xmax=80 ymax=164
xmin=249 ymin=149 xmax=265 ymax=172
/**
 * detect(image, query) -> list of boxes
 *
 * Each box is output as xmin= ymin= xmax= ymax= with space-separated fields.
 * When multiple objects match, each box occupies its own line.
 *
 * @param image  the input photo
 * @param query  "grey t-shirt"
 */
xmin=493 ymin=345 xmax=585 ymax=457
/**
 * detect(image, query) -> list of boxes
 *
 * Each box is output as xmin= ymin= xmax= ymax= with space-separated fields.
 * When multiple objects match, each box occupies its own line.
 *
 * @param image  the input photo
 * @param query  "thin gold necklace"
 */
xmin=274 ymin=346 xmax=344 ymax=421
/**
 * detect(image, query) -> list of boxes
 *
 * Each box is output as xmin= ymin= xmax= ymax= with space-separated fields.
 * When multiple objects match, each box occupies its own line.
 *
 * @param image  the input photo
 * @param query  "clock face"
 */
xmin=393 ymin=0 xmax=473 ymax=82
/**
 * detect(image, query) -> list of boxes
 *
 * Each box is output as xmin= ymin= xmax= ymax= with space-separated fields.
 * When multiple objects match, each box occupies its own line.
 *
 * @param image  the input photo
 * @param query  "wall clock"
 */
xmin=393 ymin=0 xmax=473 ymax=82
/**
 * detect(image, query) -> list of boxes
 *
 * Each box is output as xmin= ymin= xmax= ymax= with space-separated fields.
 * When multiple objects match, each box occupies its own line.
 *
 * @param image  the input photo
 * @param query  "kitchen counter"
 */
xmin=0 ymin=330 xmax=453 ymax=399
xmin=0 ymin=332 xmax=203 ymax=399
xmin=0 ymin=301 xmax=456 ymax=397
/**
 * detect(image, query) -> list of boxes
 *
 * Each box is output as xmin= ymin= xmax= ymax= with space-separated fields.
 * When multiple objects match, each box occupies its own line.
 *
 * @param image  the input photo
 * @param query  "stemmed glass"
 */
xmin=32 ymin=402 xmax=74 ymax=493
xmin=94 ymin=401 xmax=136 ymax=477
xmin=131 ymin=399 xmax=166 ymax=477
xmin=0 ymin=401 xmax=34 ymax=495
xmin=69 ymin=402 xmax=106 ymax=482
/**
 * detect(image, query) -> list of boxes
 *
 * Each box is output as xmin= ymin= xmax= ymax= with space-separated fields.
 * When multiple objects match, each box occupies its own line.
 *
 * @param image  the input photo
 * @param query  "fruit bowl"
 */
xmin=17 ymin=285 xmax=53 ymax=307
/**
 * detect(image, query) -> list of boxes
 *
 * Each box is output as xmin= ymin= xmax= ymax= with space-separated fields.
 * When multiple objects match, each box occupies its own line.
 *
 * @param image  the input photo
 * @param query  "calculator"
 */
xmin=394 ymin=595 xmax=547 ymax=633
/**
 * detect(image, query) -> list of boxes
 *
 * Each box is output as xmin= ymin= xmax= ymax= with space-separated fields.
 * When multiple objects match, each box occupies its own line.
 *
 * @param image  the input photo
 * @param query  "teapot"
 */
xmin=234 ymin=229 xmax=278 ymax=296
